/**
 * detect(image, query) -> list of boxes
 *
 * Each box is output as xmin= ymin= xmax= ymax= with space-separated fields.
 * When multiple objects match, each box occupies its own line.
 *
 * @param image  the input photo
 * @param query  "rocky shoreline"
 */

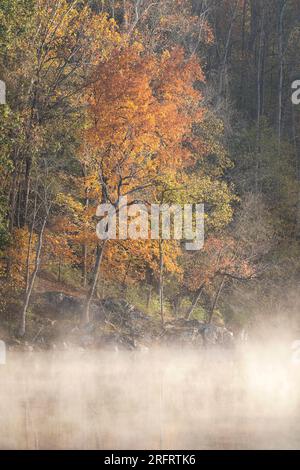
xmin=4 ymin=292 xmax=235 ymax=353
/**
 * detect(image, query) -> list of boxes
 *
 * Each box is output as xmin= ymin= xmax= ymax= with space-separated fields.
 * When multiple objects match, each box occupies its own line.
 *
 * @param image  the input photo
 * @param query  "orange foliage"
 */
xmin=184 ymin=236 xmax=257 ymax=292
xmin=85 ymin=43 xmax=205 ymax=201
xmin=74 ymin=42 xmax=207 ymax=285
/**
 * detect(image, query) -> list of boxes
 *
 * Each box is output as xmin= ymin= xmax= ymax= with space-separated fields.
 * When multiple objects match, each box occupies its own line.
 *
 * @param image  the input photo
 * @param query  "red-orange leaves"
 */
xmin=85 ymin=44 xmax=205 ymax=203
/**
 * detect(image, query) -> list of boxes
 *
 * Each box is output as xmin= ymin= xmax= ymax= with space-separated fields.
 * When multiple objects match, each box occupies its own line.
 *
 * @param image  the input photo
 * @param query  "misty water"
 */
xmin=1 ymin=346 xmax=300 ymax=450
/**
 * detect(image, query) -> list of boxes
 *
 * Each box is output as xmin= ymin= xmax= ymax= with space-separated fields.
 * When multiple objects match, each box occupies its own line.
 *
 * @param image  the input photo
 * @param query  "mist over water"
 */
xmin=0 ymin=345 xmax=300 ymax=450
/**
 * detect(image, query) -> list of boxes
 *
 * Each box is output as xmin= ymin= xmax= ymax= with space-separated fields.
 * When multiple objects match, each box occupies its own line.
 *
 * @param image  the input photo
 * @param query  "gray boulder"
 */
xmin=162 ymin=319 xmax=234 ymax=348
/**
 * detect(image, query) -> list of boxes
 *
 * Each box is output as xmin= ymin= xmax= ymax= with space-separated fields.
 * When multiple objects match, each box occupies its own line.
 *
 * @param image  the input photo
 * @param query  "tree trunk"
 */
xmin=255 ymin=3 xmax=265 ymax=194
xmin=23 ymin=157 xmax=32 ymax=227
xmin=19 ymin=217 xmax=47 ymax=337
xmin=82 ymin=164 xmax=90 ymax=288
xmin=278 ymin=0 xmax=287 ymax=150
xmin=239 ymin=0 xmax=247 ymax=107
xmin=25 ymin=190 xmax=37 ymax=293
xmin=25 ymin=224 xmax=35 ymax=294
xmin=84 ymin=241 xmax=106 ymax=324
xmin=147 ymin=285 xmax=153 ymax=312
xmin=122 ymin=258 xmax=132 ymax=290
xmin=9 ymin=166 xmax=20 ymax=232
xmin=58 ymin=260 xmax=62 ymax=283
xmin=82 ymin=244 xmax=88 ymax=288
xmin=172 ymin=294 xmax=182 ymax=317
xmin=218 ymin=0 xmax=238 ymax=96
xmin=207 ymin=275 xmax=226 ymax=325
xmin=159 ymin=239 xmax=164 ymax=327
xmin=186 ymin=285 xmax=204 ymax=320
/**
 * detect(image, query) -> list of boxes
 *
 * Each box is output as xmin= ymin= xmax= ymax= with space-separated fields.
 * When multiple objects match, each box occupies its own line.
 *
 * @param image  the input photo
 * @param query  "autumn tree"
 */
xmin=80 ymin=42 xmax=205 ymax=321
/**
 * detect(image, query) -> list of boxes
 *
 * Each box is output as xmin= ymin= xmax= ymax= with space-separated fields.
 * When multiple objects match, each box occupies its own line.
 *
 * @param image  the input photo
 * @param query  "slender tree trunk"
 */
xmin=159 ymin=239 xmax=164 ymax=327
xmin=16 ymin=176 xmax=23 ymax=229
xmin=186 ymin=285 xmax=204 ymax=320
xmin=23 ymin=157 xmax=32 ymax=227
xmin=82 ymin=164 xmax=90 ymax=288
xmin=25 ymin=191 xmax=37 ymax=293
xmin=25 ymin=224 xmax=35 ymax=294
xmin=9 ymin=166 xmax=19 ymax=232
xmin=7 ymin=163 xmax=21 ymax=277
xmin=19 ymin=217 xmax=47 ymax=337
xmin=255 ymin=3 xmax=265 ymax=194
xmin=58 ymin=260 xmax=62 ymax=283
xmin=122 ymin=258 xmax=132 ymax=290
xmin=278 ymin=0 xmax=287 ymax=150
xmin=123 ymin=0 xmax=128 ymax=30
xmin=219 ymin=0 xmax=238 ymax=96
xmin=147 ymin=285 xmax=153 ymax=312
xmin=84 ymin=241 xmax=106 ymax=324
xmin=207 ymin=275 xmax=226 ymax=325
xmin=173 ymin=295 xmax=182 ymax=317
xmin=239 ymin=0 xmax=247 ymax=108
xmin=82 ymin=244 xmax=88 ymax=288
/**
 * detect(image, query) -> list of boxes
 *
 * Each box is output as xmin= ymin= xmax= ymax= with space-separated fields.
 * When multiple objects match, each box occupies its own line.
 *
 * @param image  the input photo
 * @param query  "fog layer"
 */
xmin=0 ymin=346 xmax=300 ymax=450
